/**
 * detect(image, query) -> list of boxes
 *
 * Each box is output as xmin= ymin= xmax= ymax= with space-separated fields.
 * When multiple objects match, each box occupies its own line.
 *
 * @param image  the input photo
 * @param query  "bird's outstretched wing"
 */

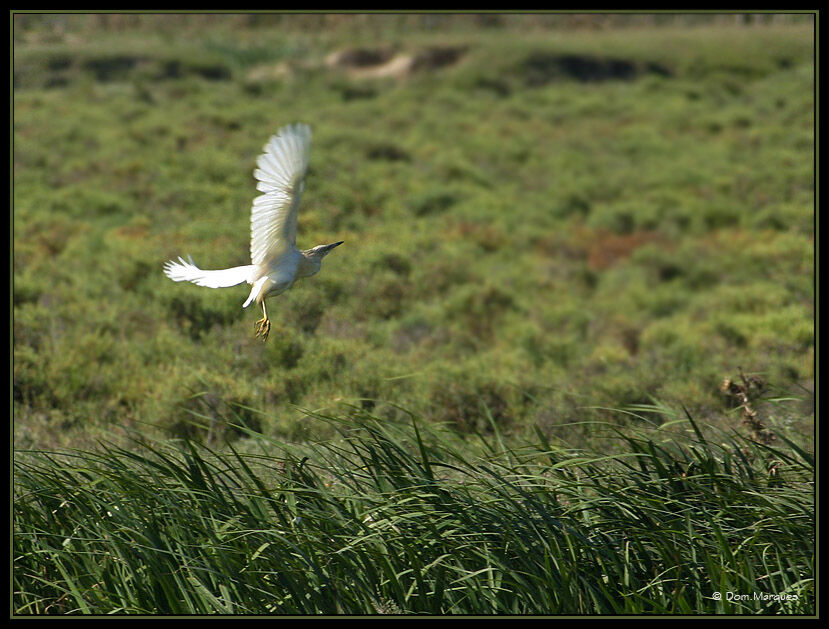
xmin=250 ymin=123 xmax=312 ymax=268
xmin=163 ymin=256 xmax=254 ymax=288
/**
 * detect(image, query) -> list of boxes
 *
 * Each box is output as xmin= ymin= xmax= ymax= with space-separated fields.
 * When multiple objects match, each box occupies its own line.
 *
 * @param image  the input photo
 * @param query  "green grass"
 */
xmin=14 ymin=406 xmax=814 ymax=614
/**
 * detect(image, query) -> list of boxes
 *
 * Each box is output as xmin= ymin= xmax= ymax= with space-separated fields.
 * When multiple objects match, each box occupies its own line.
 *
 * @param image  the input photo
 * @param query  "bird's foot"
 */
xmin=254 ymin=317 xmax=271 ymax=342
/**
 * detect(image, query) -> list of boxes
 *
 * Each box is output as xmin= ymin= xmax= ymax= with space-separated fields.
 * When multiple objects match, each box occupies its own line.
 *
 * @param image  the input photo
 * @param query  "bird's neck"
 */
xmin=297 ymin=252 xmax=322 ymax=278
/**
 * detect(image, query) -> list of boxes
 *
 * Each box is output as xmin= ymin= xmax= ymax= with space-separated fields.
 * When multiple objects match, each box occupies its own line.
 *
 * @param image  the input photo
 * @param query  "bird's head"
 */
xmin=306 ymin=241 xmax=344 ymax=261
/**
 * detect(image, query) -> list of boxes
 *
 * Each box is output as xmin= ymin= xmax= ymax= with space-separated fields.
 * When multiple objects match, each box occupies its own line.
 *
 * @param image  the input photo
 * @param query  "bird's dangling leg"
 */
xmin=254 ymin=300 xmax=271 ymax=342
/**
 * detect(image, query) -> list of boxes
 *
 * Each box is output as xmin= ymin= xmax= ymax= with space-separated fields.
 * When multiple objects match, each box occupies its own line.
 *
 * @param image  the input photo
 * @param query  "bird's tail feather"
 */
xmin=163 ymin=256 xmax=255 ymax=288
xmin=242 ymin=276 xmax=270 ymax=308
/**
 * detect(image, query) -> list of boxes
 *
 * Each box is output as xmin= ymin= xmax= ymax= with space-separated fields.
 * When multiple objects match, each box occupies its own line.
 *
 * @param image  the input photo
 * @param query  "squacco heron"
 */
xmin=163 ymin=123 xmax=342 ymax=342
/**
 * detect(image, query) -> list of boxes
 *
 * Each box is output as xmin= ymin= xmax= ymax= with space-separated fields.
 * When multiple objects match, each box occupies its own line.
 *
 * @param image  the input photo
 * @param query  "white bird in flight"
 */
xmin=163 ymin=123 xmax=343 ymax=342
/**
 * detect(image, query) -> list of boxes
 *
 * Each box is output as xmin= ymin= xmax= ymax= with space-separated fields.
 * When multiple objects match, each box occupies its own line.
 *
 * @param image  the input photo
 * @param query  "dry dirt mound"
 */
xmin=325 ymin=45 xmax=466 ymax=79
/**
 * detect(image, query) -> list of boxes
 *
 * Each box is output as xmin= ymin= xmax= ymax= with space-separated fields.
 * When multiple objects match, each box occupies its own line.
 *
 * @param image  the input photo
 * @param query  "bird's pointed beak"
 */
xmin=328 ymin=241 xmax=344 ymax=251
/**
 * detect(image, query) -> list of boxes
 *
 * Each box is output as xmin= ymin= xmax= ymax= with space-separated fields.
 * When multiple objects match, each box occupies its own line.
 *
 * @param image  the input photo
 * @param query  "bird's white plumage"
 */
xmin=242 ymin=275 xmax=271 ymax=309
xmin=163 ymin=122 xmax=340 ymax=342
xmin=250 ymin=123 xmax=312 ymax=269
xmin=163 ymin=256 xmax=254 ymax=288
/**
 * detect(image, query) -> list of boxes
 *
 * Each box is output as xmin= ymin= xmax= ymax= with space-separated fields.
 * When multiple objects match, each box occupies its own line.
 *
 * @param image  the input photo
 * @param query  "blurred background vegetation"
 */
xmin=12 ymin=13 xmax=815 ymax=450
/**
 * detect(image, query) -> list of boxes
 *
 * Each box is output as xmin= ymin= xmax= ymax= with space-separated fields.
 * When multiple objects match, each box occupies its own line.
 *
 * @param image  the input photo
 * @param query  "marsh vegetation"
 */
xmin=13 ymin=14 xmax=814 ymax=615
